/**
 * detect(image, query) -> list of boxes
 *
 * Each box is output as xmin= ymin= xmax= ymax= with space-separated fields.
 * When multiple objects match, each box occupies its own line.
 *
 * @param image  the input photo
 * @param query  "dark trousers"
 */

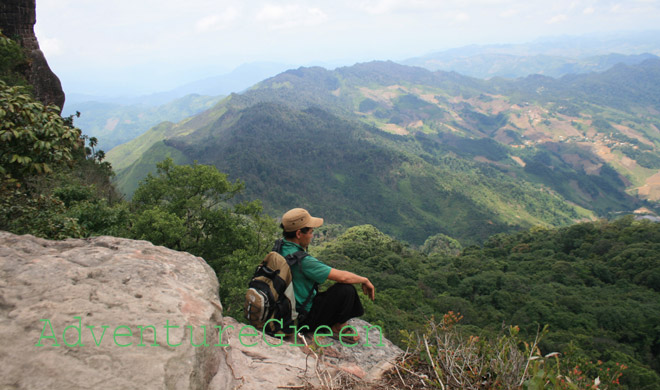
xmin=300 ymin=283 xmax=364 ymax=332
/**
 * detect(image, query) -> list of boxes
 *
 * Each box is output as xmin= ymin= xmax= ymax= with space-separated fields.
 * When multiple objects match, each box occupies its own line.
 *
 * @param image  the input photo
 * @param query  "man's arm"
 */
xmin=327 ymin=268 xmax=375 ymax=301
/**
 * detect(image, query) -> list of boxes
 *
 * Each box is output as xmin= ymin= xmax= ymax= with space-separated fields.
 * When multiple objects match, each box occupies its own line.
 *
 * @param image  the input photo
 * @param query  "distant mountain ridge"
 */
xmin=64 ymin=62 xmax=298 ymax=151
xmin=67 ymin=94 xmax=223 ymax=151
xmin=89 ymin=32 xmax=660 ymax=154
xmin=108 ymin=59 xmax=660 ymax=245
xmin=403 ymin=30 xmax=660 ymax=79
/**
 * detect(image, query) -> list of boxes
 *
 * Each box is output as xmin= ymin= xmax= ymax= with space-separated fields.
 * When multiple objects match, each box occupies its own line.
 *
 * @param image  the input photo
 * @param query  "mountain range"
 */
xmin=106 ymin=58 xmax=660 ymax=245
xmin=63 ymin=62 xmax=300 ymax=151
xmin=72 ymin=32 xmax=660 ymax=153
xmin=403 ymin=30 xmax=660 ymax=78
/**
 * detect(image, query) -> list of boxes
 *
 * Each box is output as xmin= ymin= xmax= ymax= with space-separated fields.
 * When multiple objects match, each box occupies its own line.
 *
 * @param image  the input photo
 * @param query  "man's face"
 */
xmin=297 ymin=228 xmax=314 ymax=248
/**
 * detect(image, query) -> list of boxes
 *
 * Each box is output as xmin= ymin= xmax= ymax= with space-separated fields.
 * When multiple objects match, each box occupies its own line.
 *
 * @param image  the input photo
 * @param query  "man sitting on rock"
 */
xmin=277 ymin=208 xmax=375 ymax=342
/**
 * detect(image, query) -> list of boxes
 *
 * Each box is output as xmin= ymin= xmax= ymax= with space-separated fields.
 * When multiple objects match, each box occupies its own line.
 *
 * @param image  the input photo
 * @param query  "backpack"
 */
xmin=244 ymin=239 xmax=317 ymax=336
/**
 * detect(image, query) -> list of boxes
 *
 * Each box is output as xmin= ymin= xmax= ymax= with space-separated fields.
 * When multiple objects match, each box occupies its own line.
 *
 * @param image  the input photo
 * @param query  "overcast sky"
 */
xmin=34 ymin=0 xmax=660 ymax=96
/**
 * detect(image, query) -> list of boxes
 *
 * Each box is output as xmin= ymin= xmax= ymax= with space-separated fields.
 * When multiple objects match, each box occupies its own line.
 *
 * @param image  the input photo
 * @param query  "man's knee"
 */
xmin=330 ymin=283 xmax=358 ymax=298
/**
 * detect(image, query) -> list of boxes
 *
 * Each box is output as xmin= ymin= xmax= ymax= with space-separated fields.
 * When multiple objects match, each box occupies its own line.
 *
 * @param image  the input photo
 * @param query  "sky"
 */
xmin=34 ymin=0 xmax=660 ymax=97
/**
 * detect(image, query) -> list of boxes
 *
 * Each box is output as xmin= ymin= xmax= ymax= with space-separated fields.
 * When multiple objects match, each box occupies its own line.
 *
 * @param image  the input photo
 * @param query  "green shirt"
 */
xmin=279 ymin=239 xmax=331 ymax=313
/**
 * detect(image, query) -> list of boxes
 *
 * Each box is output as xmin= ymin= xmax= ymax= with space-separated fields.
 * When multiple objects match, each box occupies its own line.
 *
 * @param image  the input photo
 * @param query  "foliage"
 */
xmin=390 ymin=312 xmax=628 ymax=389
xmin=132 ymin=158 xmax=253 ymax=256
xmin=0 ymin=83 xmax=128 ymax=239
xmin=313 ymin=218 xmax=660 ymax=389
xmin=0 ymin=81 xmax=81 ymax=179
xmin=118 ymin=101 xmax=591 ymax=245
xmin=128 ymin=158 xmax=279 ymax=317
xmin=421 ymin=233 xmax=463 ymax=256
xmin=0 ymin=32 xmax=30 ymax=89
xmin=616 ymin=145 xmax=660 ymax=169
xmin=0 ymin=184 xmax=84 ymax=239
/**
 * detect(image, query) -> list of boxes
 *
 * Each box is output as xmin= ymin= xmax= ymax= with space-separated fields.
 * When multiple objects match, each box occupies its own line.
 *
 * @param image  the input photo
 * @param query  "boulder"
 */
xmin=0 ymin=231 xmax=403 ymax=389
xmin=0 ymin=231 xmax=231 ymax=389
xmin=213 ymin=316 xmax=402 ymax=389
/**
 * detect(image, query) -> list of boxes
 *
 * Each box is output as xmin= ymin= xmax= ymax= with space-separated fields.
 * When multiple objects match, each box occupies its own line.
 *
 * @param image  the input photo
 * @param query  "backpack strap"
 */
xmin=272 ymin=238 xmax=284 ymax=253
xmin=273 ymin=239 xmax=320 ymax=318
xmin=298 ymin=281 xmax=319 ymax=319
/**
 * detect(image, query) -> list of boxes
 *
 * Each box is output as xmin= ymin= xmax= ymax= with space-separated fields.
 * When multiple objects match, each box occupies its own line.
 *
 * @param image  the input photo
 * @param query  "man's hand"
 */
xmin=362 ymin=279 xmax=375 ymax=301
xmin=328 ymin=269 xmax=376 ymax=300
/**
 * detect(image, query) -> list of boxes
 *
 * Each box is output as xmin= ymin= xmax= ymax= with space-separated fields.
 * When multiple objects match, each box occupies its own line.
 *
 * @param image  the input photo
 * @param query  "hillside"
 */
xmin=108 ymin=60 xmax=660 ymax=245
xmin=311 ymin=218 xmax=660 ymax=389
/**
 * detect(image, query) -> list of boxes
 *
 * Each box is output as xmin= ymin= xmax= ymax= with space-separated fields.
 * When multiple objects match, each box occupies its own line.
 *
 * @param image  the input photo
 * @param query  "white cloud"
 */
xmin=358 ymin=0 xmax=403 ymax=15
xmin=355 ymin=0 xmax=481 ymax=16
xmin=547 ymin=13 xmax=568 ymax=24
xmin=454 ymin=12 xmax=471 ymax=22
xmin=195 ymin=8 xmax=239 ymax=32
xmin=583 ymin=7 xmax=595 ymax=15
xmin=255 ymin=4 xmax=328 ymax=30
xmin=34 ymin=27 xmax=63 ymax=57
xmin=499 ymin=8 xmax=520 ymax=18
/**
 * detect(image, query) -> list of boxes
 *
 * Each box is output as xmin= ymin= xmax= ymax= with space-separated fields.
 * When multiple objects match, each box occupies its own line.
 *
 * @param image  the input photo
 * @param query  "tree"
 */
xmin=130 ymin=158 xmax=278 ymax=316
xmin=0 ymin=32 xmax=30 ymax=89
xmin=131 ymin=158 xmax=261 ymax=256
xmin=421 ymin=232 xmax=463 ymax=256
xmin=0 ymin=81 xmax=81 ymax=180
xmin=0 ymin=81 xmax=86 ymax=238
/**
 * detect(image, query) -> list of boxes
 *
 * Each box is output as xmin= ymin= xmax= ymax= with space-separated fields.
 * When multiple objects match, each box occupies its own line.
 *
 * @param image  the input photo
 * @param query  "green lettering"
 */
xmin=35 ymin=319 xmax=60 ymax=346
xmin=339 ymin=325 xmax=358 ymax=347
xmin=86 ymin=325 xmax=109 ymax=346
xmin=313 ymin=325 xmax=333 ymax=347
xmin=62 ymin=316 xmax=85 ymax=347
xmin=113 ymin=325 xmax=132 ymax=347
xmin=165 ymin=320 xmax=183 ymax=347
xmin=213 ymin=324 xmax=234 ymax=347
xmin=288 ymin=324 xmax=309 ymax=347
xmin=137 ymin=325 xmax=159 ymax=346
xmin=188 ymin=325 xmax=209 ymax=347
xmin=363 ymin=324 xmax=384 ymax=347
xmin=238 ymin=325 xmax=258 ymax=347
xmin=262 ymin=319 xmax=285 ymax=347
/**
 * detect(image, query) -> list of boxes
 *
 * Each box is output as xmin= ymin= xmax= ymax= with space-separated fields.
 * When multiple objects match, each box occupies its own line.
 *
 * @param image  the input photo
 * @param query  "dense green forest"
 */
xmin=309 ymin=220 xmax=660 ymax=389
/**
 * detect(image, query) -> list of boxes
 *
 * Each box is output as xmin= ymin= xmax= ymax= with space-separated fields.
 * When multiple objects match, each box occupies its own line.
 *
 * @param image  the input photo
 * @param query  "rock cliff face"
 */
xmin=0 ymin=0 xmax=65 ymax=111
xmin=0 ymin=232 xmax=402 ymax=389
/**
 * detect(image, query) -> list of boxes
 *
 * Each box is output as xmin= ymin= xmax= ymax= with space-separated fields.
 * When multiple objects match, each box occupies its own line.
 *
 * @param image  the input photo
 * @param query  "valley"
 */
xmin=106 ymin=59 xmax=660 ymax=246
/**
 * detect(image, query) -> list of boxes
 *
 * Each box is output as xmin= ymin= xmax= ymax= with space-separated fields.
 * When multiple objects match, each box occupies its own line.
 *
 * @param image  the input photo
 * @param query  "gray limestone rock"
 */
xmin=0 ymin=231 xmax=230 ymax=389
xmin=0 ymin=231 xmax=403 ymax=389
xmin=213 ymin=316 xmax=402 ymax=389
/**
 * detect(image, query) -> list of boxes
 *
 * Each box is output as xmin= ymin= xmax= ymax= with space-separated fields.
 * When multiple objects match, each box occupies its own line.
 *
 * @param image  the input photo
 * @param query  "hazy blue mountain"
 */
xmin=65 ymin=62 xmax=296 ymax=107
xmin=402 ymin=30 xmax=660 ymax=79
xmin=63 ymin=62 xmax=301 ymax=151
xmin=66 ymin=94 xmax=223 ymax=151
xmin=130 ymin=62 xmax=297 ymax=106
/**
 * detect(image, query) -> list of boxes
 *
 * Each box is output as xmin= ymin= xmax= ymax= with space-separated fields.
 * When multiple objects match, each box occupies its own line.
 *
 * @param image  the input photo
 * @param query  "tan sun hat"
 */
xmin=281 ymin=208 xmax=324 ymax=232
